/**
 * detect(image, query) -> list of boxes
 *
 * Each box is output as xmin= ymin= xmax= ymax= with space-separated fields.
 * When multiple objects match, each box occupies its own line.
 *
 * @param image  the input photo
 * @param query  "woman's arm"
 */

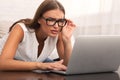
xmin=57 ymin=19 xmax=76 ymax=66
xmin=57 ymin=34 xmax=73 ymax=66
xmin=0 ymin=24 xmax=38 ymax=71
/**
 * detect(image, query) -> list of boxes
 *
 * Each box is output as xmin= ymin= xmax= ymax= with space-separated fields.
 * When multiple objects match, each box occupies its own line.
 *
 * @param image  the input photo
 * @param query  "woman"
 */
xmin=0 ymin=0 xmax=76 ymax=71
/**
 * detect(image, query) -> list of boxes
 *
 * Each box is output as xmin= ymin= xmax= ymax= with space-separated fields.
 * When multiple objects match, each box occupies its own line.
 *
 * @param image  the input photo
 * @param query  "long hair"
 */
xmin=9 ymin=0 xmax=65 ymax=31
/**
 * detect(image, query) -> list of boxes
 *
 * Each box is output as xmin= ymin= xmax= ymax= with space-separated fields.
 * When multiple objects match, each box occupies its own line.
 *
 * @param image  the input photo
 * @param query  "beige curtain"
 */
xmin=60 ymin=0 xmax=120 ymax=37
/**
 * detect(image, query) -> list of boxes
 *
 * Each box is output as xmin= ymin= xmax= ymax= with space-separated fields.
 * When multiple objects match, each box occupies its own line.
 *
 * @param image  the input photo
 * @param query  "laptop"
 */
xmin=34 ymin=35 xmax=120 ymax=75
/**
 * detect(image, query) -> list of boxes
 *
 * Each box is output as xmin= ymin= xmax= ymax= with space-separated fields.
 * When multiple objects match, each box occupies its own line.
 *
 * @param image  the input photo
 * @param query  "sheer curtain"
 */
xmin=99 ymin=0 xmax=120 ymax=35
xmin=60 ymin=0 xmax=120 ymax=38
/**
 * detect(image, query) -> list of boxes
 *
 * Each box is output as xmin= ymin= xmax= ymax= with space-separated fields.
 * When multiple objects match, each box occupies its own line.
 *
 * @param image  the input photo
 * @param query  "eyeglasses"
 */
xmin=41 ymin=16 xmax=67 ymax=27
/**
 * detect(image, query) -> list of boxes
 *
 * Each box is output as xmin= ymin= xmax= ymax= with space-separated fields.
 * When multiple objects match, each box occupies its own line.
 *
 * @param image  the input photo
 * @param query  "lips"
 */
xmin=51 ymin=30 xmax=59 ymax=34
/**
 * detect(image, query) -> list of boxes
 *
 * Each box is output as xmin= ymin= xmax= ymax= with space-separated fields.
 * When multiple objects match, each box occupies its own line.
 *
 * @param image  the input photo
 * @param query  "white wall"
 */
xmin=0 ymin=0 xmax=44 ymax=21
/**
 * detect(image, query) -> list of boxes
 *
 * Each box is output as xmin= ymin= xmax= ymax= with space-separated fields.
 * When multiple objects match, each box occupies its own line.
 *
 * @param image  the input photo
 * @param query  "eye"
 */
xmin=59 ymin=19 xmax=67 ymax=23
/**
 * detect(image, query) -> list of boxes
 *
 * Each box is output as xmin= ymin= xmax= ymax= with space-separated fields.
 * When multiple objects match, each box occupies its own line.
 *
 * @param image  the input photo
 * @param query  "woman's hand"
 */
xmin=61 ymin=19 xmax=76 ymax=42
xmin=37 ymin=60 xmax=67 ymax=71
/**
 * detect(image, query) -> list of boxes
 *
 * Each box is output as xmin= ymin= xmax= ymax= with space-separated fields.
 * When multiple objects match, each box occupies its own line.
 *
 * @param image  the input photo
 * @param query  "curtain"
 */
xmin=62 ymin=0 xmax=120 ymax=38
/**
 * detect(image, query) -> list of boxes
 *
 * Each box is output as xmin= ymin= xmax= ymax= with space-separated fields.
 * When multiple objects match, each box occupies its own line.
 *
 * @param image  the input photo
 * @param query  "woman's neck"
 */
xmin=35 ymin=29 xmax=47 ymax=43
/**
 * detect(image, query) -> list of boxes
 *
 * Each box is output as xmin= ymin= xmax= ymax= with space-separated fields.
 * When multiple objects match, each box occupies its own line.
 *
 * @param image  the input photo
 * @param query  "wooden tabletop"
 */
xmin=0 ymin=70 xmax=119 ymax=80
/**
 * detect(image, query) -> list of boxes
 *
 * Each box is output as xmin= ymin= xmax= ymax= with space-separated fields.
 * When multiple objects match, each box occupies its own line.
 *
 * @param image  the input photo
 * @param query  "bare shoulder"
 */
xmin=0 ymin=23 xmax=25 ymax=58
xmin=8 ymin=23 xmax=24 ymax=43
xmin=10 ymin=23 xmax=24 ymax=33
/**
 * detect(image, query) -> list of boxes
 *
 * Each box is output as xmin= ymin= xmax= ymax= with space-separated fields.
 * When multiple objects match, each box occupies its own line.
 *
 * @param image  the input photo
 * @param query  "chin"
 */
xmin=49 ymin=33 xmax=58 ymax=37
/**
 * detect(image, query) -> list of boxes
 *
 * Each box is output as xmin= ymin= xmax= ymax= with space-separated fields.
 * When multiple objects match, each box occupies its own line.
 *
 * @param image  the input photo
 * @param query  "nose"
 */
xmin=53 ymin=22 xmax=59 ymax=28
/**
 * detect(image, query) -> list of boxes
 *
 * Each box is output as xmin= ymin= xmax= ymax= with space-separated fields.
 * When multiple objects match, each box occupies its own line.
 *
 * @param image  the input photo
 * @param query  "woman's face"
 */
xmin=38 ymin=9 xmax=66 ymax=37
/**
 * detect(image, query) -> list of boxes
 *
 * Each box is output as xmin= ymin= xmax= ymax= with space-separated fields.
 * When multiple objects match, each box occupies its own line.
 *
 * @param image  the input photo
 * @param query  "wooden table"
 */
xmin=0 ymin=70 xmax=119 ymax=80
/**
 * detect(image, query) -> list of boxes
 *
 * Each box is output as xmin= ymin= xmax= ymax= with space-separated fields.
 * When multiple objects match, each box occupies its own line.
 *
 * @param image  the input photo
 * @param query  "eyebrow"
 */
xmin=43 ymin=16 xmax=65 ymax=19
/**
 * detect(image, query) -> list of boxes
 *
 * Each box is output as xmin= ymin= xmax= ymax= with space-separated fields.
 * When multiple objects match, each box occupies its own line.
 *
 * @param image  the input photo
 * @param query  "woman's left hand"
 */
xmin=61 ymin=19 xmax=76 ymax=42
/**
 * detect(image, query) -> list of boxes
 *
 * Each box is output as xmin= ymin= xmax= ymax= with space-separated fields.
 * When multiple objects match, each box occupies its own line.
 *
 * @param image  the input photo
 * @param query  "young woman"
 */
xmin=0 ymin=0 xmax=76 ymax=71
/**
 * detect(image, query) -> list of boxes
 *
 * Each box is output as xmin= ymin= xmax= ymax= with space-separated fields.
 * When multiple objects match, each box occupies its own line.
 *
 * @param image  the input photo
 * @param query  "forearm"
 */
xmin=0 ymin=59 xmax=39 ymax=71
xmin=63 ymin=39 xmax=72 ymax=66
xmin=57 ymin=34 xmax=75 ymax=66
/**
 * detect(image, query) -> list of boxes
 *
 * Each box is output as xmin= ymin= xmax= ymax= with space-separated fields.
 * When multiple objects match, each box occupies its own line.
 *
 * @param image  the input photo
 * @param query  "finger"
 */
xmin=51 ymin=62 xmax=67 ymax=70
xmin=58 ymin=59 xmax=64 ymax=64
xmin=66 ymin=20 xmax=76 ymax=27
xmin=53 ymin=65 xmax=67 ymax=71
xmin=66 ymin=19 xmax=74 ymax=24
xmin=66 ymin=19 xmax=72 ymax=22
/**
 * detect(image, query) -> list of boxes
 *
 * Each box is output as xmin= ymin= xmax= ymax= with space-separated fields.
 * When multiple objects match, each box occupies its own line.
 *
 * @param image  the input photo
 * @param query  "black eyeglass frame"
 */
xmin=41 ymin=16 xmax=67 ymax=27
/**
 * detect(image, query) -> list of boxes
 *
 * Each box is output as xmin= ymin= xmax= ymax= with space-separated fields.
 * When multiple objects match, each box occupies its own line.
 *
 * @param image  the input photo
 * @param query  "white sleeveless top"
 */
xmin=0 ymin=23 xmax=58 ymax=62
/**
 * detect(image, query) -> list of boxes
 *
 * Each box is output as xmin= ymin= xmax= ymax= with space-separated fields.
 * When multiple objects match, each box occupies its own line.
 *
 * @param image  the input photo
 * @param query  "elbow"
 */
xmin=0 ymin=60 xmax=4 ymax=70
xmin=0 ymin=56 xmax=8 ymax=71
xmin=0 ymin=58 xmax=4 ymax=70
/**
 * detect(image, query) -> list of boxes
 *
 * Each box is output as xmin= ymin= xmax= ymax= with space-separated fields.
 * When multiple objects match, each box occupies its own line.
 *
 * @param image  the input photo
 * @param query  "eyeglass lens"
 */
xmin=42 ymin=17 xmax=67 ymax=27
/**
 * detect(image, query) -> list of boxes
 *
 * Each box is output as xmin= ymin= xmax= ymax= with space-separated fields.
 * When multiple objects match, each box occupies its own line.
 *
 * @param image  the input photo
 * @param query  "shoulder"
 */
xmin=9 ymin=23 xmax=24 ymax=42
xmin=11 ymin=23 xmax=24 ymax=33
xmin=10 ymin=22 xmax=31 ymax=37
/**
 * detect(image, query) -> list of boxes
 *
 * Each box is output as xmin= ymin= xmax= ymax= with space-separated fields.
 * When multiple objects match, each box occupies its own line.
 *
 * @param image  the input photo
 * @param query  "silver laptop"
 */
xmin=34 ymin=35 xmax=120 ymax=75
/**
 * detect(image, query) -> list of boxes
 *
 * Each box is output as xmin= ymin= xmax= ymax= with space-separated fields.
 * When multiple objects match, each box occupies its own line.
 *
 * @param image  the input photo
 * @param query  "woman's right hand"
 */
xmin=37 ymin=59 xmax=67 ymax=71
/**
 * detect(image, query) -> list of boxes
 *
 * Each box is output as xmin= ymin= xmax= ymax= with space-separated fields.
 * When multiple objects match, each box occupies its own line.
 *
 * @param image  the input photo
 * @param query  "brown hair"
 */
xmin=9 ymin=0 xmax=65 ymax=31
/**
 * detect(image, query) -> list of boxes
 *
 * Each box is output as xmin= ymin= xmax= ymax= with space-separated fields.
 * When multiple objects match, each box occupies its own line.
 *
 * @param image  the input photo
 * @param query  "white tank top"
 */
xmin=0 ymin=23 xmax=58 ymax=62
